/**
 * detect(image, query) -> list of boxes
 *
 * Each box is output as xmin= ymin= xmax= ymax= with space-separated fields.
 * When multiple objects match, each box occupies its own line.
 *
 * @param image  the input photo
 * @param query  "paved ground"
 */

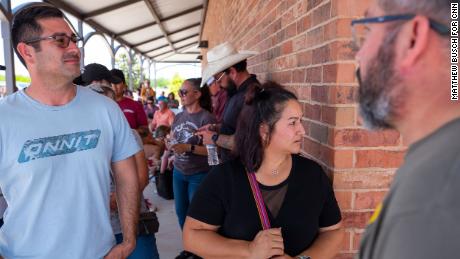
xmin=144 ymin=179 xmax=182 ymax=259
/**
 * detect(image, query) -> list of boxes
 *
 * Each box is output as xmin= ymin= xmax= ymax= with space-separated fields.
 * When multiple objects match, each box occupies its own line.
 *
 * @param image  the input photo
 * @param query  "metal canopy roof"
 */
xmin=43 ymin=0 xmax=207 ymax=63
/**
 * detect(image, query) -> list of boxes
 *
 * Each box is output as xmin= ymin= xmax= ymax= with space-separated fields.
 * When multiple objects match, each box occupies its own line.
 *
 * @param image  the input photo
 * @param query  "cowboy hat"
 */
xmin=201 ymin=42 xmax=258 ymax=87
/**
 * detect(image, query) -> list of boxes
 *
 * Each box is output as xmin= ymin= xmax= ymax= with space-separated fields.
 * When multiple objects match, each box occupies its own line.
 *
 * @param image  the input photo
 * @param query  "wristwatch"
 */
xmin=211 ymin=133 xmax=219 ymax=144
xmin=297 ymin=256 xmax=311 ymax=259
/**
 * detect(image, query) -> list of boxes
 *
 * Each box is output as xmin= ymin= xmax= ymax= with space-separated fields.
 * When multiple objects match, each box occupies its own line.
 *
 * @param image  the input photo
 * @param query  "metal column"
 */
xmin=1 ymin=0 xmax=16 ymax=94
xmin=77 ymin=20 xmax=84 ymax=71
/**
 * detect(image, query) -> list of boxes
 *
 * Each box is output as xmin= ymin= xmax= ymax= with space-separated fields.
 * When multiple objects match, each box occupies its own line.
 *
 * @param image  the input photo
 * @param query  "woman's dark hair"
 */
xmin=184 ymin=78 xmax=213 ymax=113
xmin=235 ymin=81 xmax=298 ymax=173
xmin=168 ymin=92 xmax=175 ymax=100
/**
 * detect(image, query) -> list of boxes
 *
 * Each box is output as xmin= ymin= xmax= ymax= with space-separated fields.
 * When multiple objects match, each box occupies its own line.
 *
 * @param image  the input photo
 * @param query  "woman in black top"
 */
xmin=183 ymin=82 xmax=343 ymax=258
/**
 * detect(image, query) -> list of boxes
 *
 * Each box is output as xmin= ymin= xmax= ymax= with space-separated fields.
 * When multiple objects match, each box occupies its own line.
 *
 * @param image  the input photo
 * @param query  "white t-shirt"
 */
xmin=0 ymin=86 xmax=140 ymax=258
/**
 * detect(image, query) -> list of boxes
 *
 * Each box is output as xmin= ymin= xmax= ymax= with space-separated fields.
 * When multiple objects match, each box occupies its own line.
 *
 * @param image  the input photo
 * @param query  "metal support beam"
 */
xmin=117 ymin=5 xmax=202 ymax=37
xmin=128 ymin=49 xmax=134 ymax=90
xmin=133 ymin=22 xmax=200 ymax=47
xmin=111 ymin=37 xmax=115 ymax=69
xmin=77 ymin=20 xmax=85 ymax=70
xmin=153 ymin=61 xmax=157 ymax=91
xmin=141 ymin=33 xmax=199 ymax=54
xmin=143 ymin=0 xmax=176 ymax=53
xmin=1 ymin=0 xmax=15 ymax=94
xmin=83 ymin=0 xmax=142 ymax=20
xmin=151 ymin=42 xmax=198 ymax=59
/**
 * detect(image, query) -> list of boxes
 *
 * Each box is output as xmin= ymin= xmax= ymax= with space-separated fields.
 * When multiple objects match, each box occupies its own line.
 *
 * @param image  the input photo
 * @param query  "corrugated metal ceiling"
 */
xmin=43 ymin=0 xmax=207 ymax=63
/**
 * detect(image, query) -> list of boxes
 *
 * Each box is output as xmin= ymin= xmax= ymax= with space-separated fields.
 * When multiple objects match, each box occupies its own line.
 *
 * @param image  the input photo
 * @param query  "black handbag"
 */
xmin=137 ymin=211 xmax=159 ymax=235
xmin=155 ymin=169 xmax=174 ymax=200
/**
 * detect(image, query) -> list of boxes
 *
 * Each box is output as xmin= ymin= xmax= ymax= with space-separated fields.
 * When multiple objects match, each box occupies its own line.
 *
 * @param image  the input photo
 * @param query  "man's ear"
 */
xmin=398 ymin=15 xmax=430 ymax=69
xmin=16 ymin=42 xmax=35 ymax=65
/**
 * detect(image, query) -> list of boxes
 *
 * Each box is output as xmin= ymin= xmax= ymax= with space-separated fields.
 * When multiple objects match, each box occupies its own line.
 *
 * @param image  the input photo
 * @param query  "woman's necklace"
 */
xmin=270 ymin=158 xmax=286 ymax=176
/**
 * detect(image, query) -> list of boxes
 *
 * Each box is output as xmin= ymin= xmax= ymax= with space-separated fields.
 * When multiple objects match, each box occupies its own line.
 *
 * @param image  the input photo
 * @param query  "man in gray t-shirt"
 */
xmin=352 ymin=0 xmax=455 ymax=258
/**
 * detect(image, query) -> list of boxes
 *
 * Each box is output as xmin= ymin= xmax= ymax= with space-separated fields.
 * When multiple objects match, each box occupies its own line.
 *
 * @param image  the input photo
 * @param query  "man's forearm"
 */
xmin=113 ymin=157 xmax=140 ymax=245
xmin=216 ymin=134 xmax=235 ymax=151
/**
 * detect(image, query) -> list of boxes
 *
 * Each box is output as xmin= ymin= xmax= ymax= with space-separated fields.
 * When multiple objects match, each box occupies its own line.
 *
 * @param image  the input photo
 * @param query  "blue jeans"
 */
xmin=173 ymin=169 xmax=207 ymax=229
xmin=115 ymin=233 xmax=159 ymax=259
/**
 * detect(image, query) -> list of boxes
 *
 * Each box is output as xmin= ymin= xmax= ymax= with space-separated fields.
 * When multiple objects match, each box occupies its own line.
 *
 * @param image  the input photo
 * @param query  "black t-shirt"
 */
xmin=188 ymin=155 xmax=342 ymax=256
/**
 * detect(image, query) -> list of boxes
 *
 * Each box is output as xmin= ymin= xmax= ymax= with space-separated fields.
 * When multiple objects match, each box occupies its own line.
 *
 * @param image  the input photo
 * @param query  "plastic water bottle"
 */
xmin=206 ymin=144 xmax=219 ymax=166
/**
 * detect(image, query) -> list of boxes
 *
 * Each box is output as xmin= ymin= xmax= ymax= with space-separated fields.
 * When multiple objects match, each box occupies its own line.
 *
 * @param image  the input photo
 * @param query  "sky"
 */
xmin=0 ymin=0 xmax=202 ymax=83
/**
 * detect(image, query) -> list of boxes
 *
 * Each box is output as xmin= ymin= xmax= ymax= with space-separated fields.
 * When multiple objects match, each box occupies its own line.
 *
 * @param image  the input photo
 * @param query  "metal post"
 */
xmin=147 ymin=60 xmax=151 ymax=84
xmin=153 ymin=61 xmax=157 ymax=91
xmin=139 ymin=56 xmax=144 ymax=83
xmin=1 ymin=0 xmax=16 ymax=94
xmin=77 ymin=20 xmax=84 ymax=70
xmin=110 ymin=37 xmax=115 ymax=69
xmin=128 ymin=49 xmax=134 ymax=90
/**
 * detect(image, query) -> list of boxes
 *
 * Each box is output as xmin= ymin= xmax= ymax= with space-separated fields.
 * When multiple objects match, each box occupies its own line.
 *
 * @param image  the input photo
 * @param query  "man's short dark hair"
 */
xmin=110 ymin=69 xmax=127 ymax=84
xmin=12 ymin=3 xmax=64 ymax=66
xmin=224 ymin=59 xmax=247 ymax=74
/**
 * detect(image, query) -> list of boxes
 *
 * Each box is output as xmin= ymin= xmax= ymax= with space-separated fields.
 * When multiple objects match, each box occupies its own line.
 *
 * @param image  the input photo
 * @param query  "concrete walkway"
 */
xmin=144 ymin=179 xmax=183 ymax=259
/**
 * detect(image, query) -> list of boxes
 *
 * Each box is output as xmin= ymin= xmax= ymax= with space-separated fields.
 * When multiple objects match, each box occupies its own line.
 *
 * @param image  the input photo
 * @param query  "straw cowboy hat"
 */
xmin=201 ymin=42 xmax=258 ymax=87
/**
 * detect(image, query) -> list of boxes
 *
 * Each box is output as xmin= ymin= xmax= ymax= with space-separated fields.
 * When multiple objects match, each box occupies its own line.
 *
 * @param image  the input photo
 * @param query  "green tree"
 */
xmin=169 ymin=73 xmax=184 ymax=98
xmin=155 ymin=77 xmax=170 ymax=89
xmin=115 ymin=53 xmax=144 ymax=90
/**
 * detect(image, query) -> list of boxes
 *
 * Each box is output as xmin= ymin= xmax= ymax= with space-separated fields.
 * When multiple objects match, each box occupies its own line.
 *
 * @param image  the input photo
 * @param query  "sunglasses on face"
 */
xmin=179 ymin=89 xmax=198 ymax=97
xmin=24 ymin=33 xmax=83 ymax=48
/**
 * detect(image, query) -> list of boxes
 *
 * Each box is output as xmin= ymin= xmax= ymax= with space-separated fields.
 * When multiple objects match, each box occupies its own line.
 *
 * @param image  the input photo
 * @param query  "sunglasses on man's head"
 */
xmin=24 ymin=33 xmax=83 ymax=48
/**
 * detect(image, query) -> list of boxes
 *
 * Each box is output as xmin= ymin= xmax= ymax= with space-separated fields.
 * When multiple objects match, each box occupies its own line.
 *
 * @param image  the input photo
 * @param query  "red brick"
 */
xmin=302 ymin=137 xmax=321 ymax=160
xmin=298 ymin=86 xmax=311 ymax=100
xmin=334 ymin=253 xmax=355 ymax=259
xmin=331 ymin=129 xmax=401 ymax=147
xmin=331 ymin=0 xmax=370 ymax=17
xmin=329 ymin=41 xmax=356 ymax=62
xmin=311 ymin=85 xmax=328 ymax=103
xmin=298 ymin=50 xmax=312 ymax=67
xmin=292 ymin=34 xmax=307 ymax=51
xmin=335 ymin=191 xmax=353 ymax=210
xmin=270 ymin=71 xmax=292 ymax=83
xmin=303 ymin=103 xmax=321 ymax=121
xmin=306 ymin=26 xmax=324 ymax=48
xmin=312 ymin=45 xmax=330 ymax=65
xmin=281 ymin=40 xmax=293 ymax=55
xmin=328 ymin=85 xmax=358 ymax=104
xmin=342 ymin=211 xmax=374 ymax=228
xmin=352 ymin=231 xmax=363 ymax=251
xmin=324 ymin=18 xmax=354 ymax=41
xmin=321 ymin=106 xmax=355 ymax=127
xmin=323 ymin=63 xmax=356 ymax=84
xmin=297 ymin=14 xmax=312 ymax=34
xmin=333 ymin=171 xmax=396 ymax=189
xmin=312 ymin=2 xmax=331 ymax=26
xmin=355 ymin=150 xmax=405 ymax=168
xmin=333 ymin=149 xmax=354 ymax=169
xmin=340 ymin=230 xmax=352 ymax=252
xmin=307 ymin=0 xmax=325 ymax=10
xmin=292 ymin=69 xmax=306 ymax=83
xmin=306 ymin=66 xmax=322 ymax=83
xmin=354 ymin=191 xmax=386 ymax=210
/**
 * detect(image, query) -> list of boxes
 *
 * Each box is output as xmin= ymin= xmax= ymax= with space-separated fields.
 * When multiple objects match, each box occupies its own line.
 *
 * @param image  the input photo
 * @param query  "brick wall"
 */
xmin=201 ymin=0 xmax=406 ymax=257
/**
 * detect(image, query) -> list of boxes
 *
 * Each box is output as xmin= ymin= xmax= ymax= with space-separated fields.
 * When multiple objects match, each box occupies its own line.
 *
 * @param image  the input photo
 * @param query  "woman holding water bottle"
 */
xmin=168 ymin=78 xmax=215 ymax=240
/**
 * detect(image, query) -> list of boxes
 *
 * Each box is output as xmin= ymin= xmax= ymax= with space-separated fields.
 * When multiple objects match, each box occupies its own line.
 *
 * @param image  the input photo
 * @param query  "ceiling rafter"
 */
xmin=82 ymin=0 xmax=143 ymax=20
xmin=151 ymin=42 xmax=198 ymax=59
xmin=143 ymin=0 xmax=176 ymax=53
xmin=133 ymin=22 xmax=200 ymax=47
xmin=141 ymin=33 xmax=199 ymax=54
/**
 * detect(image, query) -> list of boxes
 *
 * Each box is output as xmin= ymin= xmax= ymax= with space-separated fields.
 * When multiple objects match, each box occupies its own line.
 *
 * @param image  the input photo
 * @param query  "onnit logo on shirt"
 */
xmin=18 ymin=130 xmax=101 ymax=163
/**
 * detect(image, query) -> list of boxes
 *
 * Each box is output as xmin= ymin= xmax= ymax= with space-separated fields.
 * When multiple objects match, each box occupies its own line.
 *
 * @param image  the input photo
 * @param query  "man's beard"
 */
xmin=357 ymin=35 xmax=404 ymax=130
xmin=225 ymin=78 xmax=238 ymax=97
